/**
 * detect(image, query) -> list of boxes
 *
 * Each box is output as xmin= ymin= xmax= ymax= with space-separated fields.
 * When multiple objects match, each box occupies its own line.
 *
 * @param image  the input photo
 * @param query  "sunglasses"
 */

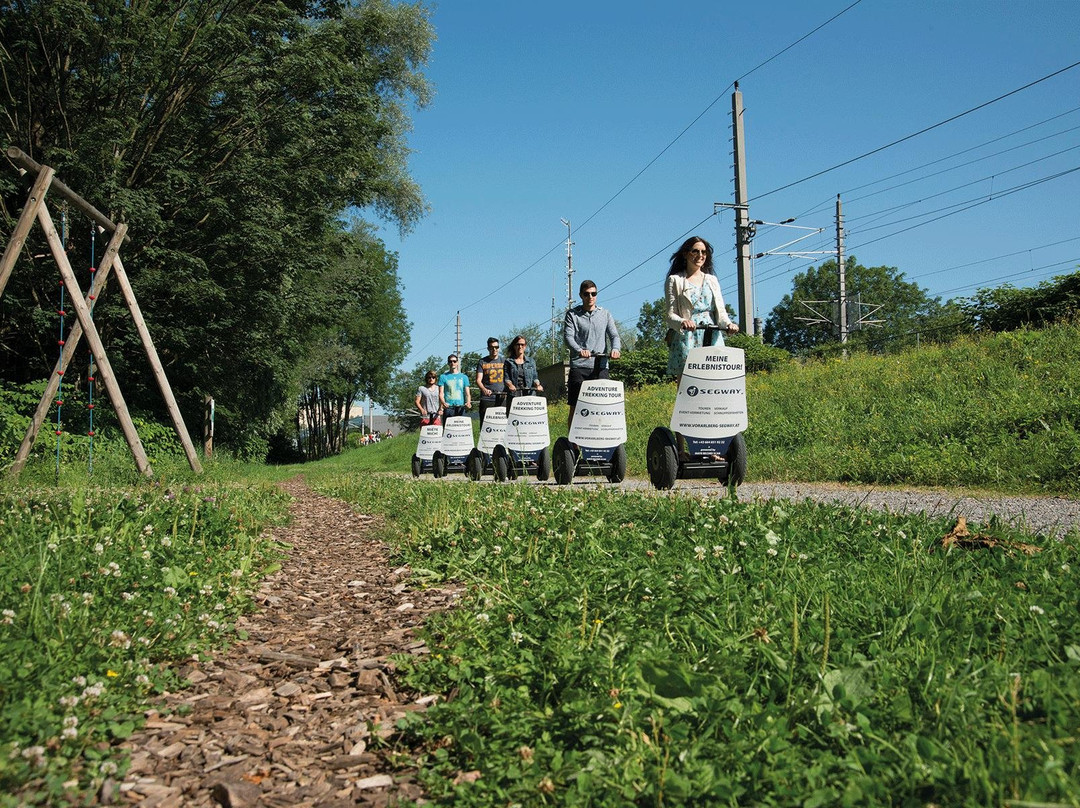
xmin=582 ymin=291 xmax=598 ymax=297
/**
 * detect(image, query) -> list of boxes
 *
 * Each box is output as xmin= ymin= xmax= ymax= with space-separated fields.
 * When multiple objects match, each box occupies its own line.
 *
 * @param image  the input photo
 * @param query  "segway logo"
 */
xmin=578 ymin=408 xmax=590 ymax=418
xmin=686 ymin=386 xmax=740 ymax=397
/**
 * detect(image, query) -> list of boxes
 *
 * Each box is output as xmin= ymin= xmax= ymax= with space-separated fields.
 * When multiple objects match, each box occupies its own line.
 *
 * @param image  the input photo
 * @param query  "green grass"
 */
xmin=306 ymin=472 xmax=1080 ymax=807
xmin=366 ymin=321 xmax=1080 ymax=494
xmin=2 ymin=321 xmax=1079 ymax=803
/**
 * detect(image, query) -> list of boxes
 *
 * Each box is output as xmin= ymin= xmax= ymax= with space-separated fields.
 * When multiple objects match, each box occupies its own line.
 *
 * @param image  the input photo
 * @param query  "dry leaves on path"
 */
xmin=108 ymin=476 xmax=461 ymax=807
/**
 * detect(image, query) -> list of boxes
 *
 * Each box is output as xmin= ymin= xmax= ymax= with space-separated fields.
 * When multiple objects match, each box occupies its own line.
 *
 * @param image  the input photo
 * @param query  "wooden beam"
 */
xmin=9 ymin=225 xmax=127 ymax=478
xmin=0 ymin=164 xmax=54 ymax=299
xmin=112 ymin=253 xmax=204 ymax=474
xmin=38 ymin=201 xmax=153 ymax=477
xmin=6 ymin=147 xmax=117 ymax=234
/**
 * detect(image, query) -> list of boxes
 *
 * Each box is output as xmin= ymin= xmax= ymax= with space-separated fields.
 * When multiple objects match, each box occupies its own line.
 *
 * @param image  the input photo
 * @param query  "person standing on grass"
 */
xmin=665 ymin=236 xmax=738 ymax=383
xmin=476 ymin=337 xmax=506 ymax=423
xmin=564 ymin=279 xmax=620 ymax=428
xmin=438 ymin=354 xmax=471 ymax=420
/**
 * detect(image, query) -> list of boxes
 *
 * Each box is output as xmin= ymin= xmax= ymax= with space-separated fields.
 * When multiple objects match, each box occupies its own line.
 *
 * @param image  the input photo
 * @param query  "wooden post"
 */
xmin=9 ymin=224 xmax=127 ymax=477
xmin=38 ymin=201 xmax=153 ymax=477
xmin=112 ymin=255 xmax=203 ymax=473
xmin=0 ymin=165 xmax=54 ymax=298
xmin=204 ymin=396 xmax=214 ymax=458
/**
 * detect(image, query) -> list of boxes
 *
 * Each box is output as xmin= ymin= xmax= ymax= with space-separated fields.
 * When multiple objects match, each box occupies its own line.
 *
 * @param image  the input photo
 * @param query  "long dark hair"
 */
xmin=667 ymin=236 xmax=714 ymax=276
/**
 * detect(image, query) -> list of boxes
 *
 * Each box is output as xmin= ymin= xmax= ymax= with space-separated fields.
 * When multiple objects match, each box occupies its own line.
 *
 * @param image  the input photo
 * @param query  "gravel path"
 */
xmin=607 ymin=477 xmax=1080 ymax=540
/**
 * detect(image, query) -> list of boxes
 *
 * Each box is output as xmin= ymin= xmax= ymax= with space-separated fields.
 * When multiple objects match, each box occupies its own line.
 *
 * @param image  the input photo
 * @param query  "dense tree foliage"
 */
xmin=763 ymin=257 xmax=945 ymax=354
xmin=635 ymin=297 xmax=667 ymax=349
xmin=0 ymin=0 xmax=431 ymax=457
xmin=959 ymin=270 xmax=1080 ymax=332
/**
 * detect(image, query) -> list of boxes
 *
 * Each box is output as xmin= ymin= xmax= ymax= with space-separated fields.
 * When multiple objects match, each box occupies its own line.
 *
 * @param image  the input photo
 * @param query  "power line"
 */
xmin=751 ymin=59 xmax=1080 ymax=201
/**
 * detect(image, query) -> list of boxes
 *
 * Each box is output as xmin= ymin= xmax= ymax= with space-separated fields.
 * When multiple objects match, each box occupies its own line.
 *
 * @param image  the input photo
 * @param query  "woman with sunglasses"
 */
xmin=415 ymin=370 xmax=442 ymax=426
xmin=665 ymin=236 xmax=738 ymax=379
xmin=503 ymin=335 xmax=544 ymax=412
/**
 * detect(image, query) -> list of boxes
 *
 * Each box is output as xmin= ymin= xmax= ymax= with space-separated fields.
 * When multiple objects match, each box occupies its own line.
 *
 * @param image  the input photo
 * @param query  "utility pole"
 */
xmin=561 ymin=218 xmax=574 ymax=311
xmin=836 ymin=195 xmax=847 ymax=345
xmin=455 ymin=311 xmax=461 ymax=358
xmin=732 ymin=82 xmax=755 ymax=336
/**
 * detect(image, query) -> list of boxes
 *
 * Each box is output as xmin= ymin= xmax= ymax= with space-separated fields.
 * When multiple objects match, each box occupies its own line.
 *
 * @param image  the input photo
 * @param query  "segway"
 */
xmin=492 ymin=390 xmax=551 ymax=482
xmin=553 ymin=360 xmax=627 ymax=484
xmin=647 ymin=328 xmax=748 ymax=490
xmin=411 ymin=423 xmax=442 ymax=477
xmin=431 ymin=415 xmax=475 ymax=478
xmin=466 ymin=399 xmax=508 ymax=480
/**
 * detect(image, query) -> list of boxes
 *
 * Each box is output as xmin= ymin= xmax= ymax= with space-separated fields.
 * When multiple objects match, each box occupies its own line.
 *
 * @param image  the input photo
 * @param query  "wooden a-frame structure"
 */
xmin=1 ymin=146 xmax=202 ymax=479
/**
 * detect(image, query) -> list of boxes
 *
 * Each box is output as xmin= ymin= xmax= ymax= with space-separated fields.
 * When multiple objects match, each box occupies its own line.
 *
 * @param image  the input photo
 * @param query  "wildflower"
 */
xmin=519 ymin=745 xmax=534 ymax=762
xmin=163 ymin=586 xmax=177 ymax=598
xmin=94 ymin=543 xmax=104 ymax=555
xmin=21 ymin=746 xmax=46 ymax=768
xmin=798 ymin=553 xmax=809 ymax=561
xmin=141 ymin=550 xmax=151 ymax=560
xmin=1 ymin=609 xmax=14 ymax=625
xmin=1029 ymin=605 xmax=1045 ymax=615
xmin=109 ymin=630 xmax=131 ymax=648
xmin=492 ymin=545 xmax=502 ymax=555
xmin=99 ymin=761 xmax=118 ymax=776
xmin=106 ymin=562 xmax=120 ymax=577
xmin=160 ymin=537 xmax=172 ymax=548
xmin=694 ymin=546 xmax=706 ymax=561
xmin=59 ymin=696 xmax=79 ymax=709
xmin=712 ymin=545 xmax=724 ymax=558
xmin=106 ymin=670 xmax=119 ymax=678
xmin=82 ymin=593 xmax=94 ymax=604
xmin=143 ymin=524 xmax=153 ymax=535
xmin=510 ymin=630 xmax=523 ymax=645
xmin=135 ymin=674 xmax=150 ymax=687
xmin=230 ymin=569 xmax=243 ymax=579
xmin=121 ymin=592 xmax=135 ymax=601
xmin=47 ymin=542 xmax=58 ymax=552
xmin=476 ymin=613 xmax=490 ymax=623
xmin=766 ymin=547 xmax=778 ymax=557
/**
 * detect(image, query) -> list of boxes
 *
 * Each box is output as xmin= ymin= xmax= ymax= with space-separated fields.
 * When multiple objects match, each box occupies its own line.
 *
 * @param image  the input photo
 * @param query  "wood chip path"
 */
xmin=109 ymin=477 xmax=461 ymax=807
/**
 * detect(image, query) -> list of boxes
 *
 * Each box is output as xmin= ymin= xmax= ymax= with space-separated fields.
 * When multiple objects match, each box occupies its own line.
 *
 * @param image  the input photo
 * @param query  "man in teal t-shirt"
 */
xmin=438 ymin=354 xmax=472 ymax=419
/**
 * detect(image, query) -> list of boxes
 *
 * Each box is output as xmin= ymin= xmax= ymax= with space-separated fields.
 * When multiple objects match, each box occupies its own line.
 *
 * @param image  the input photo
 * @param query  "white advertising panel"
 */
xmin=670 ymin=346 xmax=748 ymax=438
xmin=569 ymin=379 xmax=627 ymax=448
xmin=477 ymin=408 xmax=508 ymax=452
xmin=416 ymin=425 xmax=442 ymax=461
xmin=440 ymin=416 xmax=475 ymax=457
xmin=504 ymin=395 xmax=550 ymax=452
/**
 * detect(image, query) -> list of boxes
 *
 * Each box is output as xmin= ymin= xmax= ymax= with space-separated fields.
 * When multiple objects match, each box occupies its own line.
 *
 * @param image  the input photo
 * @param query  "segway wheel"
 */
xmin=608 ymin=443 xmax=627 ymax=484
xmin=432 ymin=451 xmax=447 ymax=479
xmin=507 ymin=450 xmax=520 ymax=480
xmin=536 ymin=447 xmax=551 ymax=482
xmin=411 ymin=455 xmax=421 ymax=478
xmin=492 ymin=445 xmax=509 ymax=482
xmin=725 ymin=432 xmax=748 ymax=486
xmin=647 ymin=427 xmax=678 ymax=490
xmin=466 ymin=449 xmax=484 ymax=481
xmin=553 ymin=437 xmax=575 ymax=486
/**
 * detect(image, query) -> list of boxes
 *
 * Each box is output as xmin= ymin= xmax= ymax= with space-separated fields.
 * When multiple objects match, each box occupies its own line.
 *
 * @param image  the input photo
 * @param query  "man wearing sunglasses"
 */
xmin=563 ymin=280 xmax=621 ymax=427
xmin=438 ymin=354 xmax=472 ymax=420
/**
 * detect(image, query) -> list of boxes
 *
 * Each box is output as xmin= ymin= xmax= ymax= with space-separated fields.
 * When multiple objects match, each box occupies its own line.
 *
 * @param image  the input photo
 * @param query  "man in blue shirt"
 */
xmin=438 ymin=354 xmax=472 ymax=419
xmin=564 ymin=280 xmax=620 ymax=428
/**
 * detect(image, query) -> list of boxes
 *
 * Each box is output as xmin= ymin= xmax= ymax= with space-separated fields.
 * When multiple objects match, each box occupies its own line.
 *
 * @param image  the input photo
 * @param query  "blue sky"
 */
xmin=374 ymin=0 xmax=1080 ymax=373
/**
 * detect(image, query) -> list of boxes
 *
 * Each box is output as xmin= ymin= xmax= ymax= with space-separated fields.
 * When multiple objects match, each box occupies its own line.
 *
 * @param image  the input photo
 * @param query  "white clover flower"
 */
xmin=142 ymin=524 xmax=153 ymax=535
xmin=766 ymin=547 xmax=778 ymax=557
xmin=1029 ymin=605 xmax=1045 ymax=615
xmin=121 ymin=592 xmax=134 ymax=601
xmin=798 ymin=553 xmax=809 ymax=561
xmin=47 ymin=542 xmax=59 ymax=553
xmin=63 ymin=716 xmax=78 ymax=729
xmin=510 ymin=630 xmax=523 ymax=645
xmin=765 ymin=530 xmax=780 ymax=546
xmin=21 ymin=746 xmax=46 ymax=767
xmin=694 ymin=546 xmax=706 ymax=561
xmin=199 ymin=584 xmax=213 ymax=596
xmin=106 ymin=561 xmax=120 ymax=577
xmin=61 ymin=727 xmax=78 ymax=740
xmin=72 ymin=675 xmax=87 ymax=687
xmin=739 ymin=540 xmax=748 ymax=548
xmin=492 ymin=545 xmax=502 ymax=555
xmin=99 ymin=761 xmax=118 ymax=776
xmin=230 ymin=569 xmax=243 ymax=579
xmin=59 ymin=695 xmax=79 ymax=709
xmin=93 ymin=543 xmax=104 ymax=555
xmin=109 ymin=630 xmax=131 ymax=649
xmin=160 ymin=536 xmax=172 ymax=548
xmin=135 ymin=674 xmax=150 ymax=686
xmin=82 ymin=593 xmax=94 ymax=604
xmin=712 ymin=545 xmax=724 ymax=558
xmin=206 ymin=620 xmax=220 ymax=631
xmin=1 ymin=609 xmax=14 ymax=625
xmin=141 ymin=550 xmax=151 ymax=561
xmin=476 ymin=613 xmax=490 ymax=623
xmin=163 ymin=586 xmax=177 ymax=598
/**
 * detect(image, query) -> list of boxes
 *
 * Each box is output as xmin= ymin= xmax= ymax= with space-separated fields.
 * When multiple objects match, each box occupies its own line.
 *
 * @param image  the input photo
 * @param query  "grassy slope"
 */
xmin=365 ymin=322 xmax=1080 ymax=494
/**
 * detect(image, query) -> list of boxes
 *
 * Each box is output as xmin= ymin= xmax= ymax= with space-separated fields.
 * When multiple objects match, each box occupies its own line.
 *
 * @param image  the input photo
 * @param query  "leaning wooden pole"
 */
xmin=38 ymin=201 xmax=153 ymax=477
xmin=0 ymin=164 xmax=54 ymax=299
xmin=112 ymin=253 xmax=203 ymax=474
xmin=9 ymin=223 xmax=127 ymax=478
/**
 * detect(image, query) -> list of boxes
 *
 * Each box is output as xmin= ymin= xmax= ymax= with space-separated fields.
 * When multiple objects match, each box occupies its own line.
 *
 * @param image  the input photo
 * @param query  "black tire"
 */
xmin=608 ymin=443 xmax=627 ymax=484
xmin=432 ymin=451 xmax=446 ymax=479
xmin=492 ymin=445 xmax=509 ymax=482
xmin=536 ymin=447 xmax=551 ymax=482
xmin=647 ymin=427 xmax=678 ymax=490
xmin=725 ymin=432 xmax=748 ymax=486
xmin=553 ymin=437 xmax=575 ymax=486
xmin=466 ymin=449 xmax=483 ymax=481
xmin=507 ymin=450 xmax=520 ymax=480
xmin=411 ymin=455 xmax=421 ymax=478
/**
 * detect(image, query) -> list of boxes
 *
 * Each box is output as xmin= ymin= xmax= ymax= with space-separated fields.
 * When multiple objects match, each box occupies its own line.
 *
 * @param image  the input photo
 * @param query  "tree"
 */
xmin=636 ymin=297 xmax=667 ymax=350
xmin=763 ymin=257 xmax=944 ymax=354
xmin=0 ymin=0 xmax=433 ymax=456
